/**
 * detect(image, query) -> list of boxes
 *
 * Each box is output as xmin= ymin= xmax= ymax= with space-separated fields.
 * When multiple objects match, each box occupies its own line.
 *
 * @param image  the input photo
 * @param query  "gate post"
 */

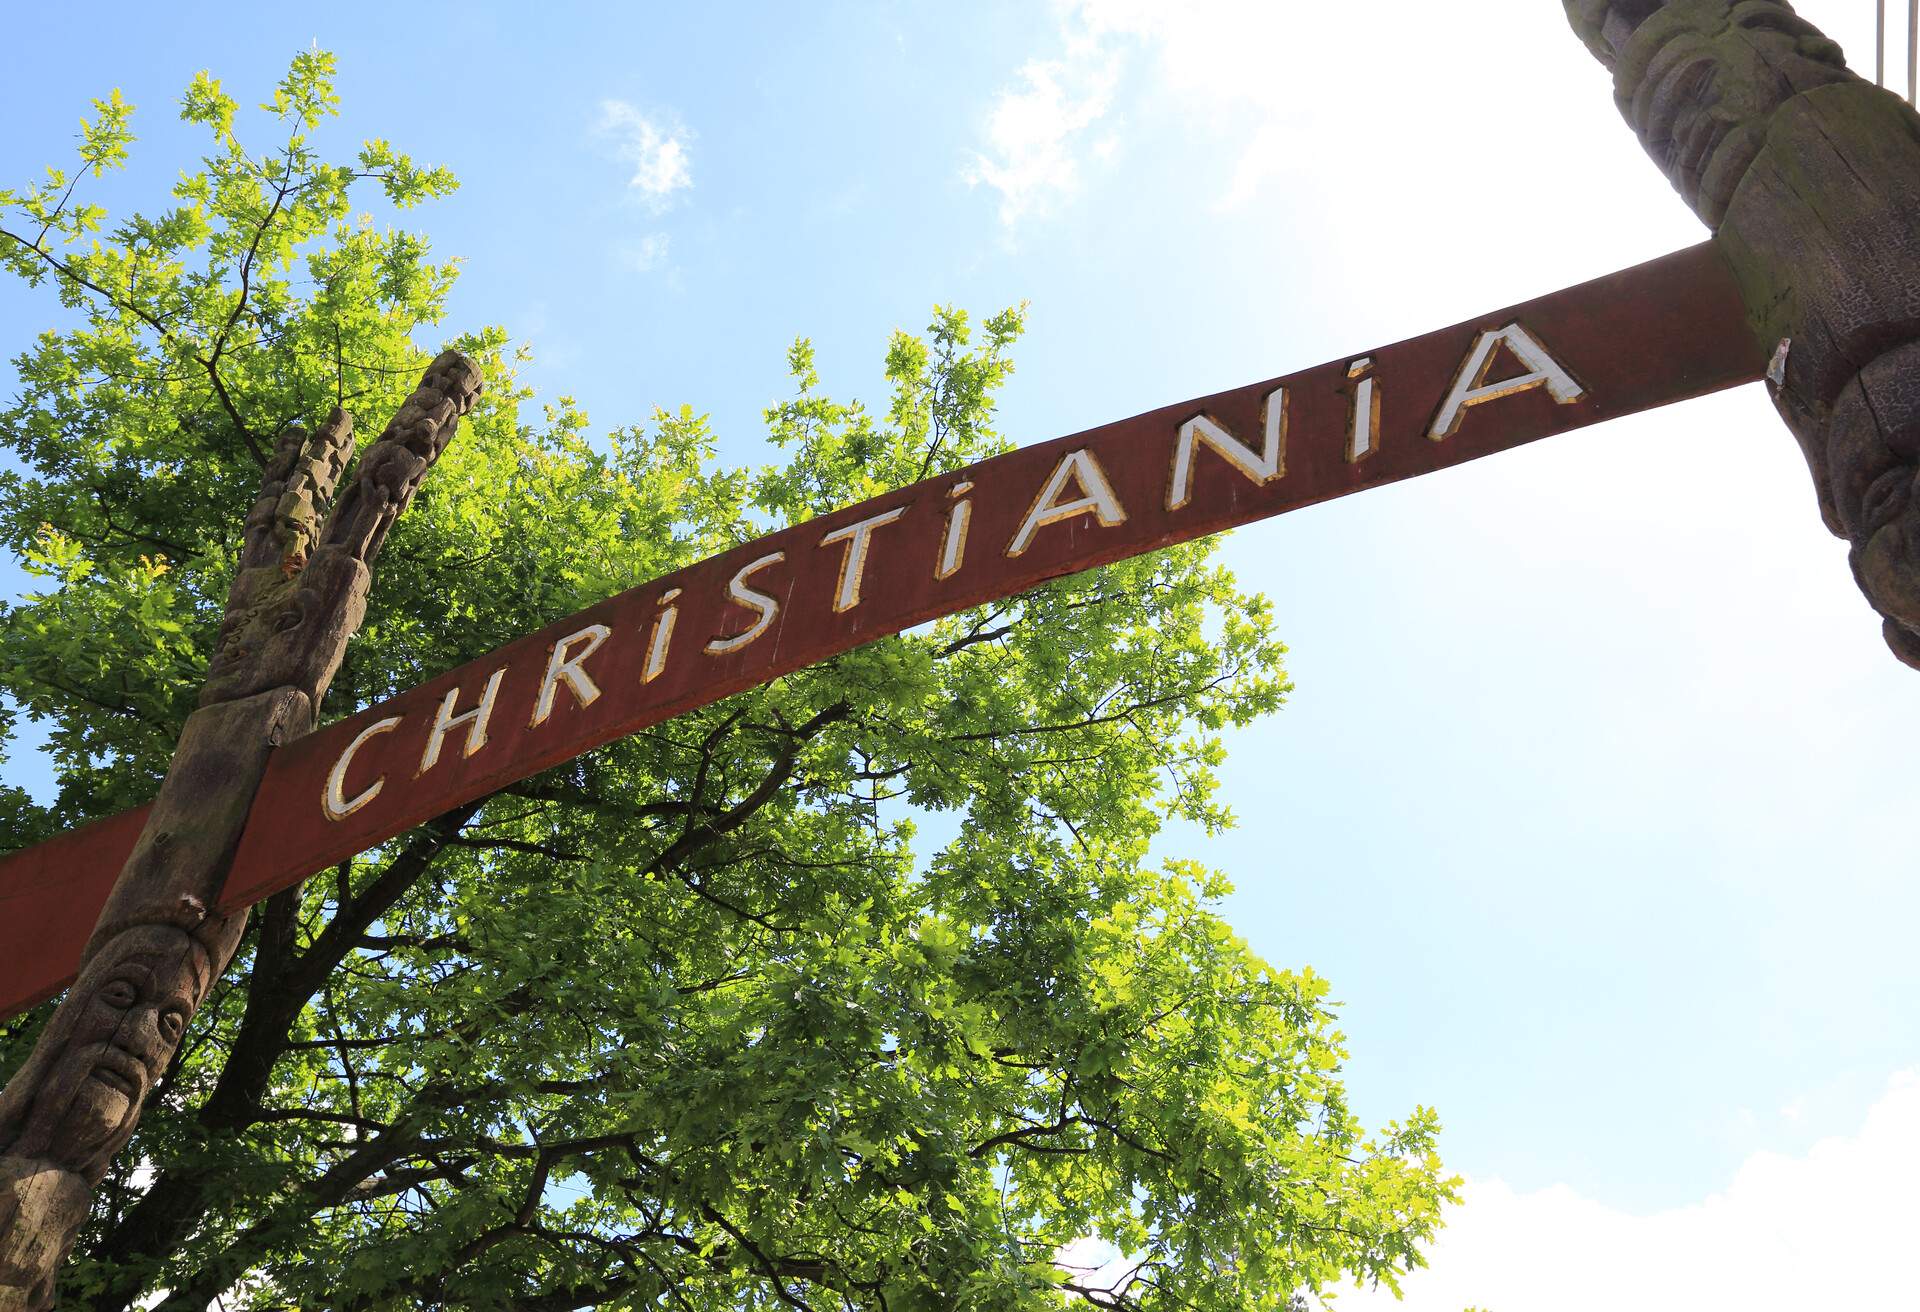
xmin=1568 ymin=0 xmax=1920 ymax=667
xmin=0 ymin=354 xmax=481 ymax=1311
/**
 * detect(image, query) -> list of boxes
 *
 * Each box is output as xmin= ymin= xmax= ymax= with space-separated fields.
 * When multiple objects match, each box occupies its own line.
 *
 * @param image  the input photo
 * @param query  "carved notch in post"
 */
xmin=1566 ymin=0 xmax=1920 ymax=668
xmin=0 ymin=351 xmax=482 ymax=1311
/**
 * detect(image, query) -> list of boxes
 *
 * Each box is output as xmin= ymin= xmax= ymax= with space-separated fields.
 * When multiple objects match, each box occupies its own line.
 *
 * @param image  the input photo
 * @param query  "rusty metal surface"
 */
xmin=0 ymin=242 xmax=1766 ymax=1019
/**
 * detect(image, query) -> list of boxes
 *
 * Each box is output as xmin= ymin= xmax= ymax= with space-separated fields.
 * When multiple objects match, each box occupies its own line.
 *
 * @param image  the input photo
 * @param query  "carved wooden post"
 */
xmin=1567 ymin=0 xmax=1920 ymax=668
xmin=0 ymin=351 xmax=482 ymax=1309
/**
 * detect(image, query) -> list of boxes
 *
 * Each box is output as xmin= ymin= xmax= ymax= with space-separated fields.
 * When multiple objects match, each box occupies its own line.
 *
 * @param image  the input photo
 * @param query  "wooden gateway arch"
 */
xmin=4 ymin=1 xmax=1918 ymax=1303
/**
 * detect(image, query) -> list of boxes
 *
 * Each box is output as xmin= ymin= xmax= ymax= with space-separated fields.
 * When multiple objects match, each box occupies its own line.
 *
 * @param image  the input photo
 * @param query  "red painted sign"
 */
xmin=0 ymin=243 xmax=1766 ymax=1019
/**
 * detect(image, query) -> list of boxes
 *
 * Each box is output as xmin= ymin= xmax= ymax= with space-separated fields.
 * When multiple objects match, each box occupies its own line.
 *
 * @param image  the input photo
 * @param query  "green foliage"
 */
xmin=0 ymin=54 xmax=1455 ymax=1311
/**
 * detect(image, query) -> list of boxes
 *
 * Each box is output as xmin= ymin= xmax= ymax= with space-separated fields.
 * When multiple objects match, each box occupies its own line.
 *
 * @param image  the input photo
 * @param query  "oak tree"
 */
xmin=0 ymin=54 xmax=1455 ymax=1310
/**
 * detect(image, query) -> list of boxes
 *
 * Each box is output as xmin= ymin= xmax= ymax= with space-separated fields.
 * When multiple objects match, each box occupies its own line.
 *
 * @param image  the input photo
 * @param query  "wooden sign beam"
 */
xmin=0 ymin=242 xmax=1765 ymax=1021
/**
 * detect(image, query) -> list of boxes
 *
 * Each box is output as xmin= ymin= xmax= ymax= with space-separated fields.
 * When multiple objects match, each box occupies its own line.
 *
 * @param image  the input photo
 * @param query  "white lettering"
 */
xmin=1347 ymin=358 xmax=1378 ymax=461
xmin=419 ymin=668 xmax=505 ymax=775
xmin=1166 ymin=387 xmax=1287 ymax=511
xmin=1008 ymin=450 xmax=1127 ymax=557
xmin=323 ymin=716 xmax=403 ymax=821
xmin=705 ymin=552 xmax=787 ymax=654
xmin=1429 ymin=323 xmax=1585 ymax=441
xmin=531 ymin=624 xmax=610 ymax=726
xmin=644 ymin=588 xmax=681 ymax=684
xmin=819 ymin=507 xmax=907 ymax=612
xmin=936 ymin=481 xmax=973 ymax=581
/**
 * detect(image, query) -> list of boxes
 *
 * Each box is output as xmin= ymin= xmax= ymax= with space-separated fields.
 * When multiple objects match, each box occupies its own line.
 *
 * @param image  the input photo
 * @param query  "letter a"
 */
xmin=1428 ymin=323 xmax=1585 ymax=441
xmin=1007 ymin=450 xmax=1127 ymax=557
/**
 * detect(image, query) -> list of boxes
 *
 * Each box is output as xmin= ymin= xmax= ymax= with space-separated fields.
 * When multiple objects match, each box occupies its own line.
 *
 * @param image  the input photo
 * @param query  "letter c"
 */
xmin=323 ymin=716 xmax=403 ymax=821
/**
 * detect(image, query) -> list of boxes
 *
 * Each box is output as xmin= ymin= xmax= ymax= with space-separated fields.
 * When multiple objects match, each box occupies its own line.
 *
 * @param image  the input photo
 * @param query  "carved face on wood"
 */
xmin=0 ymin=926 xmax=211 ymax=1180
xmin=1616 ymin=0 xmax=1848 ymax=223
xmin=200 ymin=548 xmax=366 ymax=709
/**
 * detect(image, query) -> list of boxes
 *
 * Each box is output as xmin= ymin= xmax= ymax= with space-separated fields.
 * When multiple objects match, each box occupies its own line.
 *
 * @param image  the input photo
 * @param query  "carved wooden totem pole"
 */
xmin=0 ymin=352 xmax=481 ymax=1309
xmin=1568 ymin=0 xmax=1920 ymax=667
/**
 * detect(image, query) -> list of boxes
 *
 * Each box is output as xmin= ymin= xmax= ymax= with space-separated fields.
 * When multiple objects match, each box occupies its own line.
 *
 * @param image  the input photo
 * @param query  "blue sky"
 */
xmin=5 ymin=2 xmax=1918 ymax=1305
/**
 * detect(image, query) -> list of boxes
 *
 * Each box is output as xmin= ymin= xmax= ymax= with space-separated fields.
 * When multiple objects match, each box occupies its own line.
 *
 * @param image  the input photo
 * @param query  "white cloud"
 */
xmin=614 ymin=232 xmax=671 ymax=274
xmin=1068 ymin=0 xmax=1313 ymax=212
xmin=968 ymin=0 xmax=1663 ymax=232
xmin=963 ymin=0 xmax=1310 ymax=230
xmin=963 ymin=40 xmax=1123 ymax=229
xmin=1330 ymin=1070 xmax=1920 ymax=1312
xmin=596 ymin=99 xmax=692 ymax=206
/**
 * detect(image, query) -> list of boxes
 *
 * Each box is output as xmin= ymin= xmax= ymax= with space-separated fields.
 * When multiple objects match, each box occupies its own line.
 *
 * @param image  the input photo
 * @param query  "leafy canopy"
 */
xmin=0 ymin=52 xmax=1455 ymax=1312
